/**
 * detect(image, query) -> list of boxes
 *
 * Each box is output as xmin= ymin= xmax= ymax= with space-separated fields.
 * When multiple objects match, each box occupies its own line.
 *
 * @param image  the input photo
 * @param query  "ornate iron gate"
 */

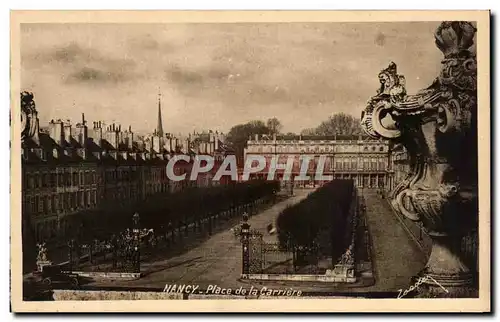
xmin=244 ymin=229 xmax=320 ymax=275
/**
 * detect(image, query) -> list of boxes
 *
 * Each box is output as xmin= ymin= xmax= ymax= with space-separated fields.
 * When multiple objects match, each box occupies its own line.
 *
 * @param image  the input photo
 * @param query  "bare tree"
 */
xmin=266 ymin=117 xmax=283 ymax=135
xmin=305 ymin=113 xmax=362 ymax=136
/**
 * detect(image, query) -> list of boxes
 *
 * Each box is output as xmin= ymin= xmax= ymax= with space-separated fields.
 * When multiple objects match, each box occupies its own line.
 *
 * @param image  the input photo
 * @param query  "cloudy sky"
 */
xmin=21 ymin=22 xmax=445 ymax=135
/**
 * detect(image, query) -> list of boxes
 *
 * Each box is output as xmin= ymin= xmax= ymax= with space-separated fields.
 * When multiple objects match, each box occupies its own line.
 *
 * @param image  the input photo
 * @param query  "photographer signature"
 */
xmin=397 ymin=275 xmax=449 ymax=299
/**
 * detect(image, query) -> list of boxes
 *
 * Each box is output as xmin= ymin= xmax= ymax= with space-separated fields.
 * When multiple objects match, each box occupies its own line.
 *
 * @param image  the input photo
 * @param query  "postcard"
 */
xmin=10 ymin=10 xmax=490 ymax=313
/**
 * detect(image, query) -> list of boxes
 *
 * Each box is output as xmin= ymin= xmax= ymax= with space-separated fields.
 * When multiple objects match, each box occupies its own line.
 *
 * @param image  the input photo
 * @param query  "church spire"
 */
xmin=156 ymin=88 xmax=164 ymax=137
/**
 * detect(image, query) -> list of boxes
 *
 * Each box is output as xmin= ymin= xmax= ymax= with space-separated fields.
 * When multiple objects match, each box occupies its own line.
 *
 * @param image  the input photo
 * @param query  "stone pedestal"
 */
xmin=36 ymin=260 xmax=53 ymax=272
xmin=411 ymin=233 xmax=477 ymax=297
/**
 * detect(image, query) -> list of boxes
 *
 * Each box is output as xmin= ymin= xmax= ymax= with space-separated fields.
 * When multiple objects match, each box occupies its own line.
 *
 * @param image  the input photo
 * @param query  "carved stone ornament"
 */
xmin=21 ymin=91 xmax=39 ymax=143
xmin=361 ymin=21 xmax=478 ymax=297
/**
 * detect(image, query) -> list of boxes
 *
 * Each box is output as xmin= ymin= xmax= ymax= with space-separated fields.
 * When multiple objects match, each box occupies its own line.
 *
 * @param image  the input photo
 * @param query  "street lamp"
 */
xmin=132 ymin=212 xmax=140 ymax=274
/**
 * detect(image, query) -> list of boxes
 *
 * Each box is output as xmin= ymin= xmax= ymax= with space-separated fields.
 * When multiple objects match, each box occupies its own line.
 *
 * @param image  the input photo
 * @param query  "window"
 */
xmin=27 ymin=175 xmax=34 ymax=189
xmin=371 ymin=161 xmax=377 ymax=170
xmin=351 ymin=161 xmax=357 ymax=169
xmin=34 ymin=174 xmax=40 ymax=188
xmin=343 ymin=161 xmax=349 ymax=170
xmin=336 ymin=161 xmax=342 ymax=170
xmin=30 ymin=196 xmax=36 ymax=214
xmin=35 ymin=196 xmax=41 ymax=213
xmin=58 ymin=194 xmax=63 ymax=211
xmin=24 ymin=196 xmax=30 ymax=213
xmin=72 ymin=173 xmax=78 ymax=186
xmin=43 ymin=196 xmax=48 ymax=213
xmin=379 ymin=161 xmax=385 ymax=170
xmin=379 ymin=146 xmax=384 ymax=152
xmin=51 ymin=195 xmax=56 ymax=212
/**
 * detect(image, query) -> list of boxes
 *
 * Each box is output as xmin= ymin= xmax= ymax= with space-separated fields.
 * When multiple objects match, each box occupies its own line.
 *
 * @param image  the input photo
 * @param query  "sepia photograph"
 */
xmin=10 ymin=10 xmax=490 ymax=312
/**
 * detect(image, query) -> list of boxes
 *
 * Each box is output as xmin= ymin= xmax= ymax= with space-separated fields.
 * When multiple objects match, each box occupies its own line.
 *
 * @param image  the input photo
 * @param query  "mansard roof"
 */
xmin=260 ymin=134 xmax=381 ymax=142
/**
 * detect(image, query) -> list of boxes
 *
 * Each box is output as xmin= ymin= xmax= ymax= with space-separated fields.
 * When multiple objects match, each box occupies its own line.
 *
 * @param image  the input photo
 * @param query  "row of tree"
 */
xmin=135 ymin=180 xmax=281 ymax=231
xmin=225 ymin=113 xmax=363 ymax=163
xmin=77 ymin=180 xmax=280 ymax=242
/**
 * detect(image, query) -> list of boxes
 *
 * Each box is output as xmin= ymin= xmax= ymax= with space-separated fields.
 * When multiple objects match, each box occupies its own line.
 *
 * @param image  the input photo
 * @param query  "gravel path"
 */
xmin=86 ymin=189 xmax=312 ymax=290
xmin=361 ymin=189 xmax=427 ymax=292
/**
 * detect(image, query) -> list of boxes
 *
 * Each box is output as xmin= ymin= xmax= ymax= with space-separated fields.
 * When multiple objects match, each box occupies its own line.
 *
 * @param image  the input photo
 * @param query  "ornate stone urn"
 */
xmin=360 ymin=21 xmax=478 ymax=297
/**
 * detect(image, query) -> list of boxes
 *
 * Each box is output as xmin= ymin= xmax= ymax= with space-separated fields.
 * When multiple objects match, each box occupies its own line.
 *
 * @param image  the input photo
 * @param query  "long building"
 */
xmin=20 ymin=91 xmax=233 ymax=245
xmin=244 ymin=133 xmax=394 ymax=189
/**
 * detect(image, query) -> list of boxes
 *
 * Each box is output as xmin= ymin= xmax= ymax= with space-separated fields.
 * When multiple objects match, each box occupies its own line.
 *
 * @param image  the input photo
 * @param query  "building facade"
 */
xmin=391 ymin=143 xmax=410 ymax=185
xmin=20 ymin=91 xmax=233 ymax=244
xmin=244 ymin=134 xmax=394 ymax=189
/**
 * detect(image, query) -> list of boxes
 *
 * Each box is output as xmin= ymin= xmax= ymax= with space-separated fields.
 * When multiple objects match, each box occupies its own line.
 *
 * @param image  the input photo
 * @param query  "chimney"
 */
xmin=214 ymin=133 xmax=219 ymax=151
xmin=163 ymin=138 xmax=170 ymax=152
xmin=153 ymin=136 xmax=162 ymax=153
xmin=94 ymin=121 xmax=103 ymax=147
xmin=63 ymin=120 xmax=72 ymax=144
xmin=127 ymin=126 xmax=134 ymax=150
xmin=77 ymin=113 xmax=88 ymax=146
xmin=49 ymin=119 xmax=64 ymax=146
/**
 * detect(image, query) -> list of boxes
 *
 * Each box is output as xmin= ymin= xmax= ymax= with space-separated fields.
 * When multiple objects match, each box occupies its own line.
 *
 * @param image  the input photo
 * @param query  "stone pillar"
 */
xmin=360 ymin=21 xmax=478 ymax=297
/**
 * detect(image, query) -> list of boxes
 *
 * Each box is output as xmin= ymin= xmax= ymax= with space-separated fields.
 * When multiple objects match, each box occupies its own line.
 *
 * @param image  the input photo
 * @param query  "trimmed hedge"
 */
xmin=276 ymin=180 xmax=355 ymax=259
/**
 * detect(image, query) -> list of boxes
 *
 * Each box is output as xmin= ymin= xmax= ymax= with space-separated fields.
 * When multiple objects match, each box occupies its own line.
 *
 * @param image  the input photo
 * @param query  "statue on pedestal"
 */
xmin=361 ymin=21 xmax=478 ymax=297
xmin=36 ymin=242 xmax=52 ymax=272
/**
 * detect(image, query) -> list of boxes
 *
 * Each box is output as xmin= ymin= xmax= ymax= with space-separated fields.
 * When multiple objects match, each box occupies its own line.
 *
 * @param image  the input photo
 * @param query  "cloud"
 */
xmin=22 ymin=42 xmax=94 ymax=67
xmin=27 ymin=43 xmax=138 ymax=85
xmin=67 ymin=66 xmax=129 ymax=84
xmin=374 ymin=32 xmax=386 ymax=46
xmin=21 ymin=22 xmax=446 ymax=134
xmin=165 ymin=64 xmax=204 ymax=85
xmin=52 ymin=42 xmax=83 ymax=63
